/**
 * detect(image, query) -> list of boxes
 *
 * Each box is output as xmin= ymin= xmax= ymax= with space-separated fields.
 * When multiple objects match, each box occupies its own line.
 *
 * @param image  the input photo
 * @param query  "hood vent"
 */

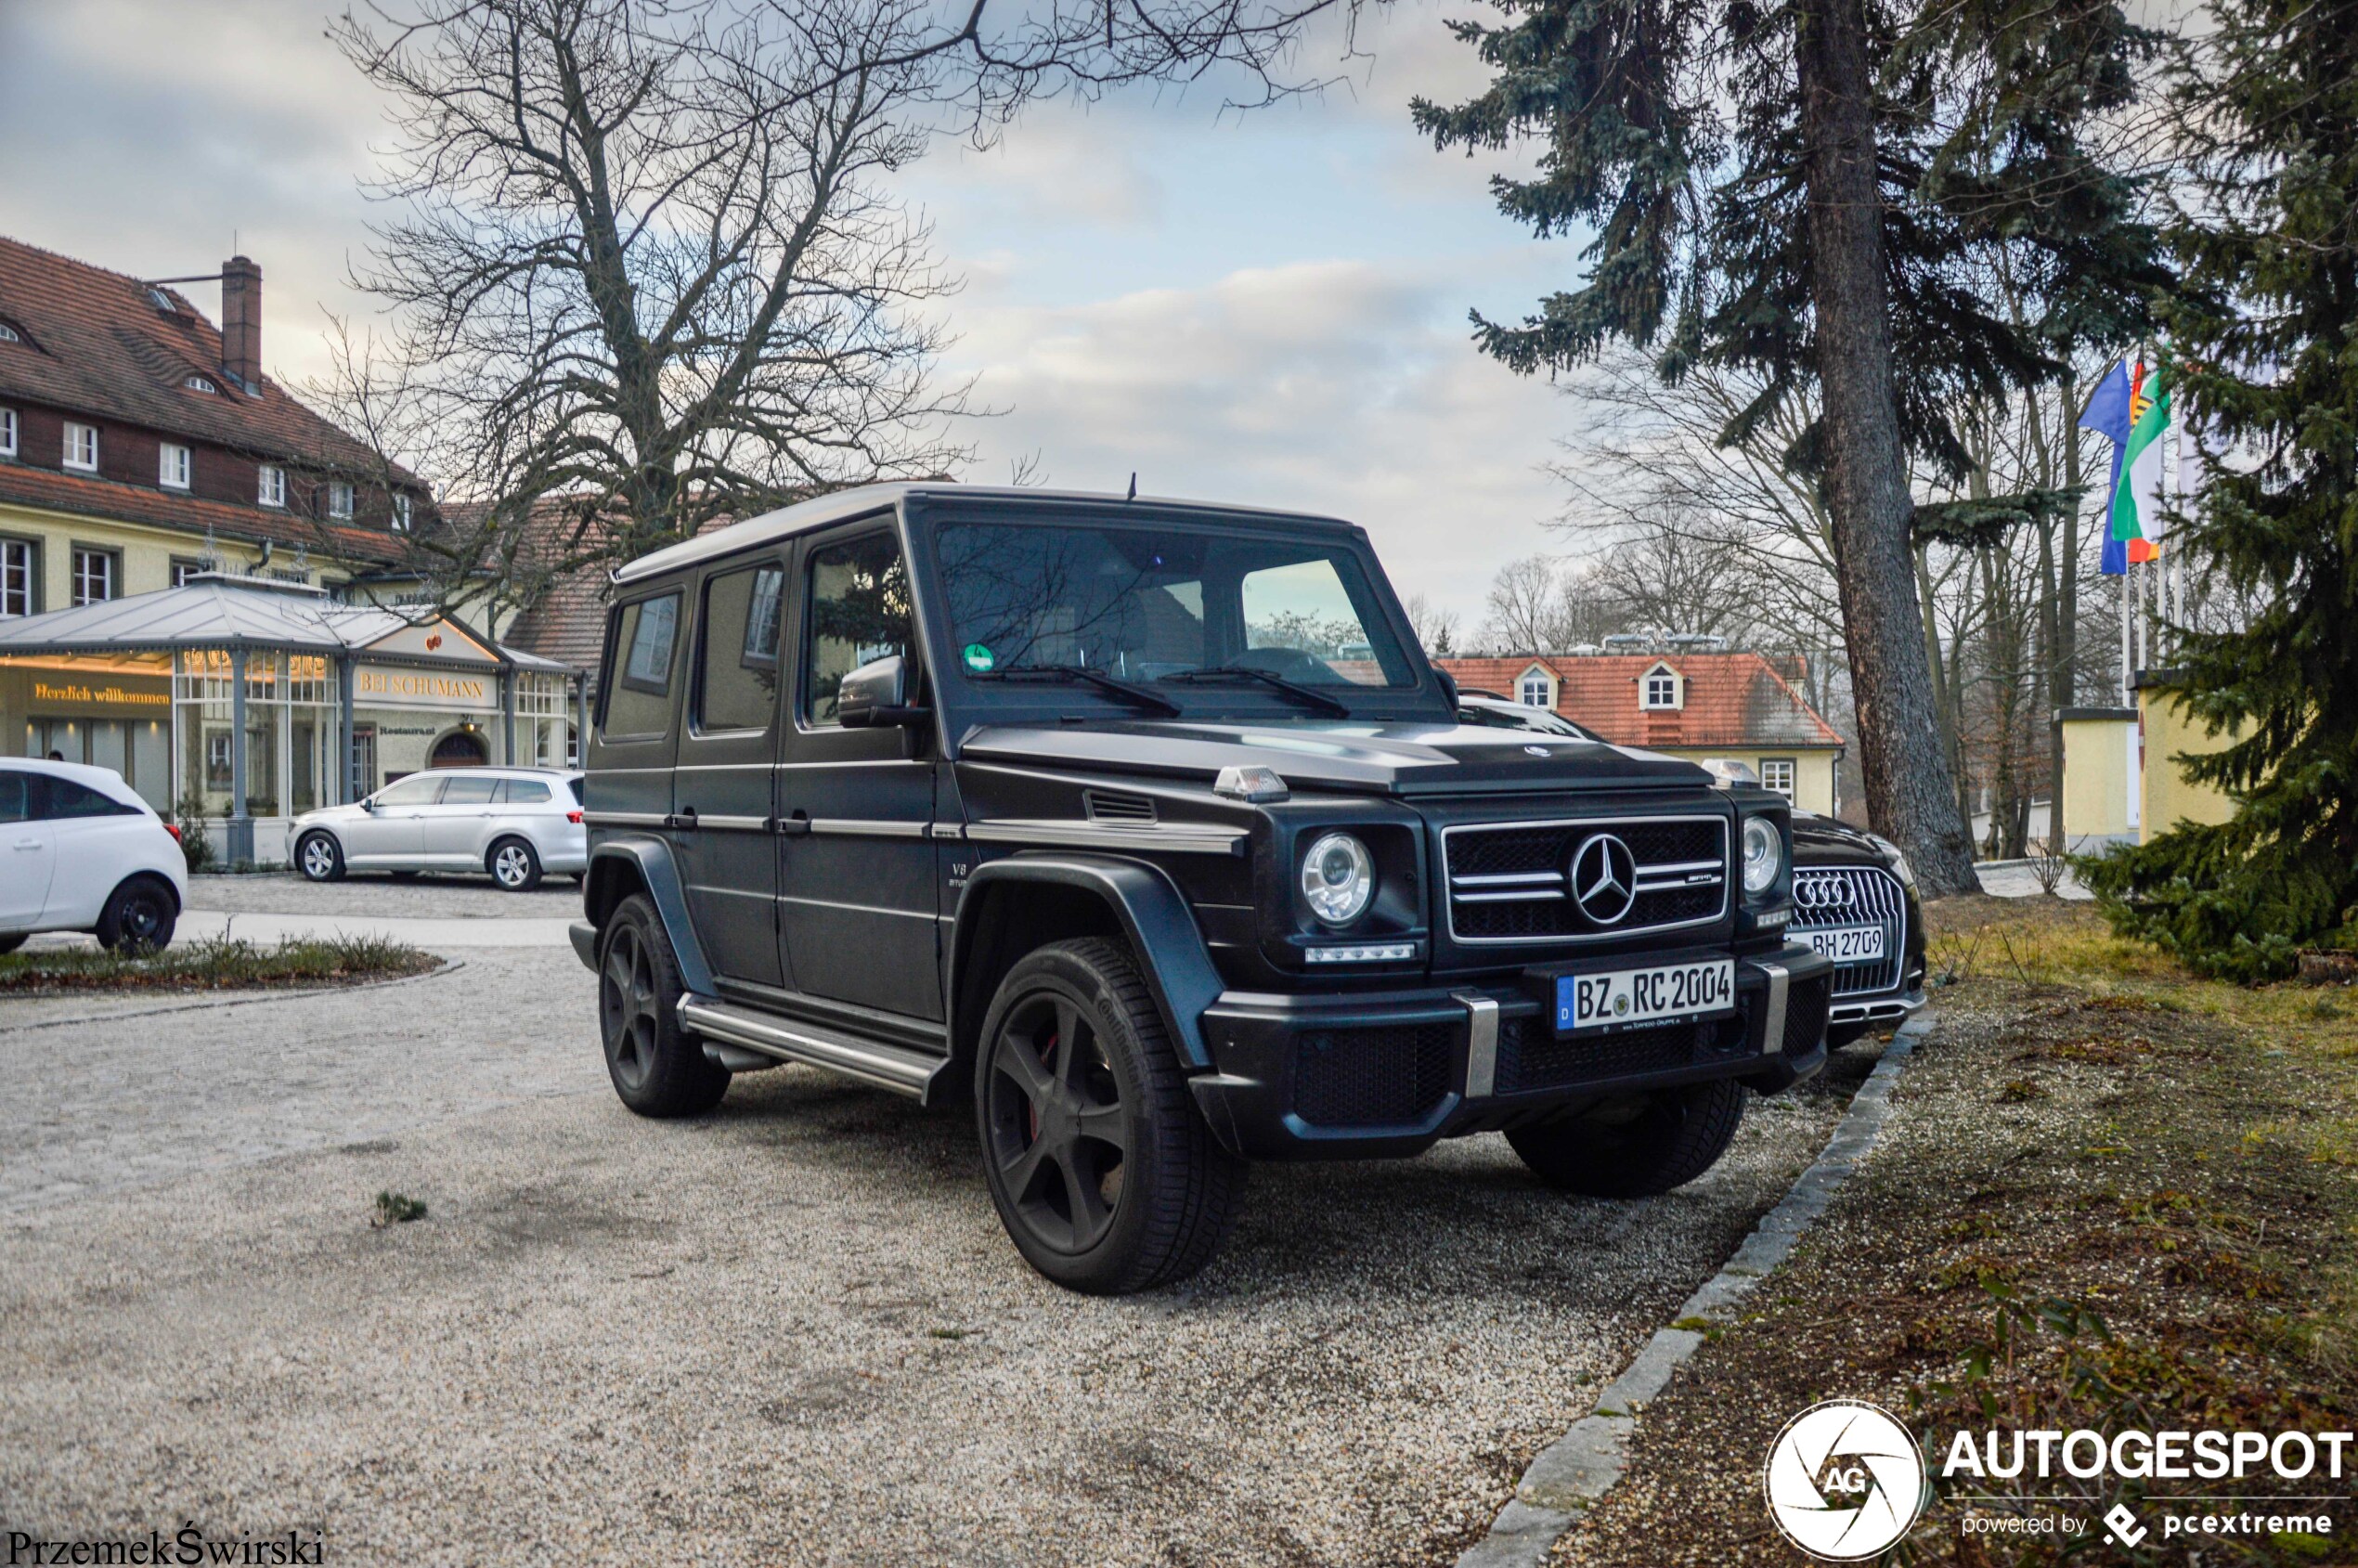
xmin=1083 ymin=789 xmax=1159 ymax=826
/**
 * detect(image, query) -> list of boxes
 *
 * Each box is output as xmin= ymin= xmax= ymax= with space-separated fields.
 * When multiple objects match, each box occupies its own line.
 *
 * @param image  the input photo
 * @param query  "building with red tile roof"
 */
xmin=1440 ymin=651 xmax=1848 ymax=813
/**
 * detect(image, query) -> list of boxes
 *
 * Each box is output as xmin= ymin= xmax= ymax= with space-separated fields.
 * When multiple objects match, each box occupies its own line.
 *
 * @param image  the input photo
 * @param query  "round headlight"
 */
xmin=1742 ymin=816 xmax=1783 ymax=895
xmin=1301 ymin=832 xmax=1376 ymax=926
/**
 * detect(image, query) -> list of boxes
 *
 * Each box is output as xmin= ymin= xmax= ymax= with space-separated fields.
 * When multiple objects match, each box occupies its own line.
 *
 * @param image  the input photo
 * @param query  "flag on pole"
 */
xmin=2079 ymin=359 xmax=2135 ymax=576
xmin=2110 ymin=361 xmax=2170 ymax=564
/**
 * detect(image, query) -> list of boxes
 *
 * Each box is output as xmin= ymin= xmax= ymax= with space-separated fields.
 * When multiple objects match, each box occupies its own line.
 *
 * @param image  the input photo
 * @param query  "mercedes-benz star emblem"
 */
xmin=1569 ymin=833 xmax=1638 ymax=926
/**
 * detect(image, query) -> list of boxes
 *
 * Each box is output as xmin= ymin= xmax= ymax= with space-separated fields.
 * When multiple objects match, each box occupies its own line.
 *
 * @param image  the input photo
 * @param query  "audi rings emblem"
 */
xmin=1568 ymin=833 xmax=1639 ymax=926
xmin=1794 ymin=874 xmax=1848 ymax=911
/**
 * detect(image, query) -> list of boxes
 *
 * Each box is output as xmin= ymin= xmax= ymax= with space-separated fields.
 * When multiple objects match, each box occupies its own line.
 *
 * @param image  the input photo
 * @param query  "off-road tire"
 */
xmin=598 ymin=894 xmax=728 ymax=1118
xmin=1507 ymin=1078 xmax=1746 ymax=1198
xmin=296 ymin=830 xmax=345 ymax=883
xmin=487 ymin=836 xmax=542 ymax=892
xmin=95 ymin=875 xmax=178 ymax=954
xmin=975 ymin=938 xmax=1245 ymax=1294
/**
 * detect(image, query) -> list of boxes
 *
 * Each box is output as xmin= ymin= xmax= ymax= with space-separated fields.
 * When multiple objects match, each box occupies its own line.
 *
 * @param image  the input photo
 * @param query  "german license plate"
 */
xmin=1556 ymin=959 xmax=1735 ymax=1033
xmin=1801 ymin=925 xmax=1885 ymax=963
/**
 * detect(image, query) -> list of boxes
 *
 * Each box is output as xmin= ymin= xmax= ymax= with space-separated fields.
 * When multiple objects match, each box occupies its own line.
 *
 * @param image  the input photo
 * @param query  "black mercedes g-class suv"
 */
xmin=573 ymin=485 xmax=1833 ymax=1293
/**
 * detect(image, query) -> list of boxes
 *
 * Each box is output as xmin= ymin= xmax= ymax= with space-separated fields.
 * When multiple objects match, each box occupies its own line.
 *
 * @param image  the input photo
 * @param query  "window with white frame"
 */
xmin=1 ymin=538 xmax=32 ymax=616
xmin=184 ymin=374 xmax=218 ymax=394
xmin=258 ymin=464 xmax=286 ymax=508
xmin=1760 ymin=758 xmax=1795 ymax=799
xmin=159 ymin=442 xmax=191 ymax=489
xmin=1519 ymin=670 xmax=1552 ymax=707
xmin=327 ymin=480 xmax=355 ymax=519
xmin=71 ymin=546 xmax=115 ymax=606
xmin=1641 ymin=665 xmax=1680 ymax=709
xmin=63 ymin=421 xmax=98 ymax=472
xmin=0 ymin=321 xmax=19 ymax=343
xmin=392 ymin=493 xmax=412 ymax=532
xmin=0 ymin=408 xmax=16 ymax=458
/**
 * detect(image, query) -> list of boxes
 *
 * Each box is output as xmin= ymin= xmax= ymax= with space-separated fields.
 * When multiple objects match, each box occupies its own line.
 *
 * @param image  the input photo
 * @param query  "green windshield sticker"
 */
xmin=962 ymin=642 xmax=996 ymax=674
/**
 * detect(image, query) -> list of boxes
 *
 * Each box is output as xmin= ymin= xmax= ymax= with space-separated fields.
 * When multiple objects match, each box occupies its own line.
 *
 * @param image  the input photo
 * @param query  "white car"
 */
xmin=288 ymin=767 xmax=587 ymax=891
xmin=0 ymin=758 xmax=188 ymax=953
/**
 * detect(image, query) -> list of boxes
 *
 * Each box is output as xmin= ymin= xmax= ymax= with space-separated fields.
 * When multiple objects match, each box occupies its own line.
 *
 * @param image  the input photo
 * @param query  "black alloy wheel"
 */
xmin=597 ymin=894 xmax=728 ymax=1117
xmin=975 ymin=939 xmax=1244 ymax=1293
xmin=985 ymin=988 xmax=1132 ymax=1255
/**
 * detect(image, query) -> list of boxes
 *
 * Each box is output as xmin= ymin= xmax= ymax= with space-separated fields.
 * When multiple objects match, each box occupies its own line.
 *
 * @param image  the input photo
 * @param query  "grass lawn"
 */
xmin=0 ymin=934 xmax=441 ymax=993
xmin=1548 ymin=896 xmax=2358 ymax=1566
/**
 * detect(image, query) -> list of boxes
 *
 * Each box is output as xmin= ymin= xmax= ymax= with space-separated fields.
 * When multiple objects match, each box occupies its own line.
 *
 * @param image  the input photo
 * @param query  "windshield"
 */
xmin=933 ymin=521 xmax=1419 ymax=700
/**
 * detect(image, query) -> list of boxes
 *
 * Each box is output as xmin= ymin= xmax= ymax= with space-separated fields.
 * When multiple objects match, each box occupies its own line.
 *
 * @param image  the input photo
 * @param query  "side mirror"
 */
xmin=836 ymin=654 xmax=929 ymax=728
xmin=359 ymin=797 xmax=377 ymax=813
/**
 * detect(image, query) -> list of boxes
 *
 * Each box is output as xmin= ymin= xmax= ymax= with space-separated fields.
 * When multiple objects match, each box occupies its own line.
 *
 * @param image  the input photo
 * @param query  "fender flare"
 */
xmin=585 ymin=835 xmax=716 ymax=995
xmin=951 ymin=854 xmax=1223 ymax=1071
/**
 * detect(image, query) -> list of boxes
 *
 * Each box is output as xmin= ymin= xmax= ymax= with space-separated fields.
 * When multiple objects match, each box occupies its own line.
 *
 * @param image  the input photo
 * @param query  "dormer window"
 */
xmin=185 ymin=373 xmax=219 ymax=394
xmin=1640 ymin=662 xmax=1682 ymax=710
xmin=258 ymin=464 xmax=286 ymax=508
xmin=0 ymin=321 xmax=19 ymax=343
xmin=392 ymin=494 xmax=412 ymax=532
xmin=63 ymin=421 xmax=98 ymax=473
xmin=1518 ymin=664 xmax=1555 ymax=708
xmin=327 ymin=480 xmax=355 ymax=519
xmin=159 ymin=442 xmax=192 ymax=489
xmin=147 ymin=286 xmax=176 ymax=313
xmin=0 ymin=408 xmax=16 ymax=459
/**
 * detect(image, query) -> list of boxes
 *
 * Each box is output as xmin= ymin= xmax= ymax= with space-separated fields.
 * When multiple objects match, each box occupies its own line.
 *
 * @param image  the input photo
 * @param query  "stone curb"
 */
xmin=1455 ymin=1014 xmax=1937 ymax=1568
xmin=0 ymin=958 xmax=464 ymax=1036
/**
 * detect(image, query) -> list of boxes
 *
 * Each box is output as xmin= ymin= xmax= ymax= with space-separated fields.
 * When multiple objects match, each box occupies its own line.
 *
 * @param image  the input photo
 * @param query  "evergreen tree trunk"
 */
xmin=1795 ymin=0 xmax=1979 ymax=895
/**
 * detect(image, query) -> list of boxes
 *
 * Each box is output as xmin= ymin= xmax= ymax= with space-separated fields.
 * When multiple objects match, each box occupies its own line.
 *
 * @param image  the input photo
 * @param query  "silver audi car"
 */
xmin=287 ymin=767 xmax=588 ymax=891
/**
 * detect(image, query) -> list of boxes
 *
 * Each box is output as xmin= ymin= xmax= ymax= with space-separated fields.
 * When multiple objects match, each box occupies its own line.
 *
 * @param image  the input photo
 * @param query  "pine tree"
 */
xmin=1412 ymin=0 xmax=2164 ymax=895
xmin=2080 ymin=0 xmax=2358 ymax=979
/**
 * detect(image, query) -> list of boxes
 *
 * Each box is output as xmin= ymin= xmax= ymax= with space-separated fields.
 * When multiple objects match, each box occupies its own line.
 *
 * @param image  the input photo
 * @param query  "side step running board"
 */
xmin=678 ymin=995 xmax=945 ymax=1101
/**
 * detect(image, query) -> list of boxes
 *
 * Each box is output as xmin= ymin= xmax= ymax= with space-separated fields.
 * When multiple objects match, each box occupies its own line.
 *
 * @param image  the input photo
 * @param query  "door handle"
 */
xmin=11 ymin=840 xmax=42 ymax=851
xmin=666 ymin=807 xmax=699 ymax=831
xmin=775 ymin=810 xmax=810 ymax=837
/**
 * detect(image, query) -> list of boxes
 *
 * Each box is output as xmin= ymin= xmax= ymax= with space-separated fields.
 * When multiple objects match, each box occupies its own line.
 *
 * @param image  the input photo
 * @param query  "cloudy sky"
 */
xmin=0 ymin=0 xmax=1583 ymax=628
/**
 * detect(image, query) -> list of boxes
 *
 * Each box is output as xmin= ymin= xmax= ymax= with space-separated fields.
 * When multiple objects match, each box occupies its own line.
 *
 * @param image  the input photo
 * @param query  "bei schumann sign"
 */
xmin=356 ymin=667 xmax=497 ymax=711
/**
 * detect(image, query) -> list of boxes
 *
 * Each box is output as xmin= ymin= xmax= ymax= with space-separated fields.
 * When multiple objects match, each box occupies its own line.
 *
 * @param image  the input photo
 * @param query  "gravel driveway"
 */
xmin=0 ymin=910 xmax=1868 ymax=1566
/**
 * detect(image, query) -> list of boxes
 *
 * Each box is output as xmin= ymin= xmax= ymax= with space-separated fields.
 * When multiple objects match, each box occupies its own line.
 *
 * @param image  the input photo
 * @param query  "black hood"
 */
xmin=957 ymin=719 xmax=1712 ymax=797
xmin=1792 ymin=810 xmax=1892 ymax=866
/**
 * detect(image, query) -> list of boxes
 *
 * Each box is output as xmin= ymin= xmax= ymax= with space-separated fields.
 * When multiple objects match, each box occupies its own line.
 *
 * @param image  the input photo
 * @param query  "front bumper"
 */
xmin=1187 ymin=944 xmax=1834 ymax=1160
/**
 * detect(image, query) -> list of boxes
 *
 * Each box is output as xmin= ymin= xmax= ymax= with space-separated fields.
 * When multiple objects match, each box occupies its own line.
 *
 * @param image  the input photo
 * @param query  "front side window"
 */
xmin=602 ymin=592 xmax=681 ymax=738
xmin=697 ymin=563 xmax=784 ymax=732
xmin=372 ymin=773 xmax=445 ymax=808
xmin=934 ymin=521 xmax=1415 ymax=706
xmin=160 ymin=442 xmax=191 ymax=489
xmin=1760 ymin=758 xmax=1796 ymax=799
xmin=1 ymin=538 xmax=32 ymax=616
xmin=805 ymin=533 xmax=913 ymax=726
xmin=328 ymin=481 xmax=355 ymax=519
xmin=63 ymin=422 xmax=97 ymax=472
xmin=71 ymin=547 xmax=114 ymax=606
xmin=0 ymin=770 xmax=26 ymax=823
xmin=258 ymin=465 xmax=286 ymax=508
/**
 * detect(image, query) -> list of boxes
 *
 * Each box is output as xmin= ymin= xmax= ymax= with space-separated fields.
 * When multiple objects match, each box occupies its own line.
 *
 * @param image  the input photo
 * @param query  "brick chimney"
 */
xmin=219 ymin=255 xmax=262 ymax=391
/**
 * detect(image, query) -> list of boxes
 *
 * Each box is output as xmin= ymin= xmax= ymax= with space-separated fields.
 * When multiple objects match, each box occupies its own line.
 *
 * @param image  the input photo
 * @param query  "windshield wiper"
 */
xmin=1160 ymin=664 xmax=1353 ymax=717
xmin=974 ymin=664 xmax=1182 ymax=717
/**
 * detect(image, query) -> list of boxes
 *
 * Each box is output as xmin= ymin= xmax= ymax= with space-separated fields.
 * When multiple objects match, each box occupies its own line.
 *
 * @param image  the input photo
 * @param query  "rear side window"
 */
xmin=499 ymin=778 xmax=551 ymax=805
xmin=0 ymin=771 xmax=28 ymax=823
xmin=38 ymin=777 xmax=136 ymax=820
xmin=439 ymin=774 xmax=499 ymax=806
xmin=603 ymin=592 xmax=681 ymax=739
xmin=697 ymin=563 xmax=784 ymax=732
xmin=565 ymin=776 xmax=584 ymax=805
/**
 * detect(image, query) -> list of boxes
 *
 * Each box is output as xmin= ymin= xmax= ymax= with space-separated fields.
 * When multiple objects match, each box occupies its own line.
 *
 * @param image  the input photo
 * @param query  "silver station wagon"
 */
xmin=288 ymin=766 xmax=587 ymax=890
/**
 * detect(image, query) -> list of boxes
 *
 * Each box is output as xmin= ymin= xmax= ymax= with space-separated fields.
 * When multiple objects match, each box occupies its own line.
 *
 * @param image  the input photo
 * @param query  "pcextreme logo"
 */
xmin=1763 ymin=1399 xmax=1929 ymax=1561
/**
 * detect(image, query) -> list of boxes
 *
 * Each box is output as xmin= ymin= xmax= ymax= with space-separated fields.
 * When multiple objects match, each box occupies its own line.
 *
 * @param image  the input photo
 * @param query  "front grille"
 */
xmin=1293 ymin=1023 xmax=1455 ymax=1127
xmin=1781 ymin=974 xmax=1831 ymax=1054
xmin=1443 ymin=815 xmax=1728 ymax=942
xmin=1791 ymin=867 xmax=1907 ymax=995
xmin=1496 ymin=1014 xmax=1749 ymax=1095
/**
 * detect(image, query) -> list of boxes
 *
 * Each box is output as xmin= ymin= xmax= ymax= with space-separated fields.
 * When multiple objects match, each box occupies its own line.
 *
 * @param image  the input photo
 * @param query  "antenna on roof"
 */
xmin=1126 ymin=472 xmax=1137 ymax=502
